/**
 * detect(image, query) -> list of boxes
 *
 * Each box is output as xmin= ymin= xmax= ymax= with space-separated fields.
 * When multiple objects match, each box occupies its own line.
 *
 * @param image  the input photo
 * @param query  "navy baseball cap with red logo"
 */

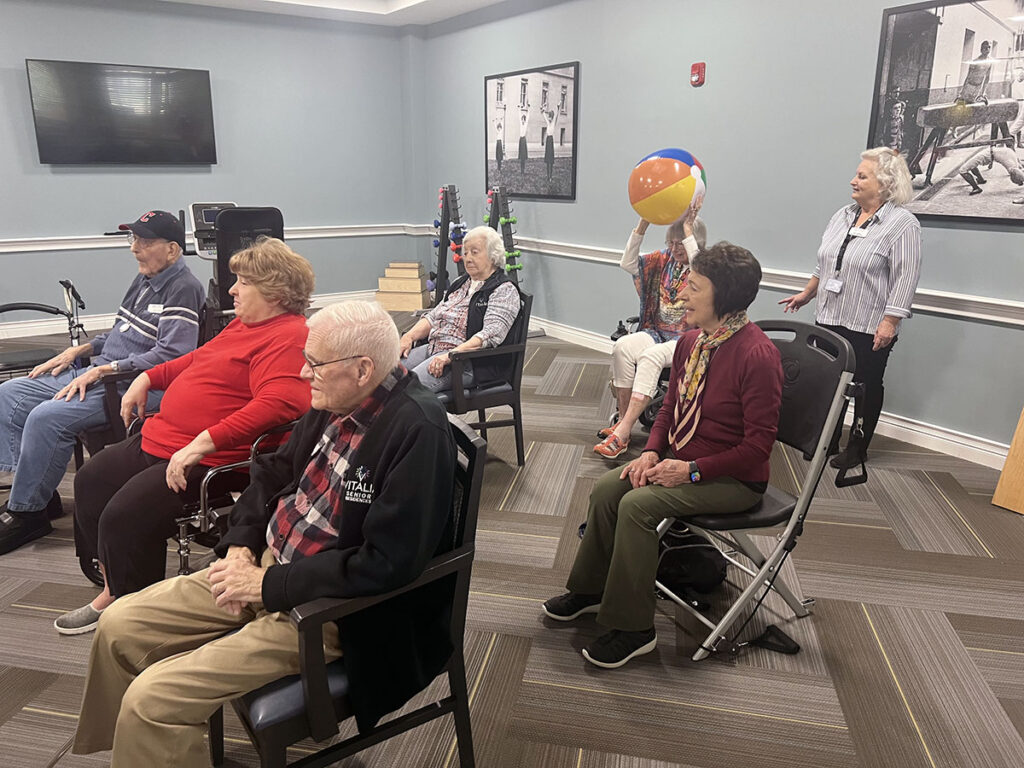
xmin=118 ymin=210 xmax=186 ymax=251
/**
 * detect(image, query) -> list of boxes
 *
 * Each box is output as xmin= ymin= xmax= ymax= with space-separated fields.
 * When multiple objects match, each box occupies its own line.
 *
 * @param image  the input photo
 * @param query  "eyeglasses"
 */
xmin=666 ymin=240 xmax=686 ymax=248
xmin=126 ymin=232 xmax=164 ymax=248
xmin=301 ymin=351 xmax=364 ymax=378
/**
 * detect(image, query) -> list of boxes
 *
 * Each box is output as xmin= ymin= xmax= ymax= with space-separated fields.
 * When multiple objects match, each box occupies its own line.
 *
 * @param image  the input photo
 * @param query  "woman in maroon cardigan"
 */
xmin=56 ymin=237 xmax=315 ymax=635
xmin=544 ymin=242 xmax=783 ymax=669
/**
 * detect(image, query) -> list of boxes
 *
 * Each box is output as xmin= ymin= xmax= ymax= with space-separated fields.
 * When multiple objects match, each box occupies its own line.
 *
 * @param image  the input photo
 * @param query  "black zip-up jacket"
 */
xmin=444 ymin=270 xmax=524 ymax=384
xmin=215 ymin=371 xmax=456 ymax=731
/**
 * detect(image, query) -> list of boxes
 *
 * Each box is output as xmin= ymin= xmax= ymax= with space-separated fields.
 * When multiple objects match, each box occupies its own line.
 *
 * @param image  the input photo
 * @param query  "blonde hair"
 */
xmin=307 ymin=301 xmax=400 ymax=380
xmin=228 ymin=236 xmax=315 ymax=314
xmin=861 ymin=147 xmax=913 ymax=206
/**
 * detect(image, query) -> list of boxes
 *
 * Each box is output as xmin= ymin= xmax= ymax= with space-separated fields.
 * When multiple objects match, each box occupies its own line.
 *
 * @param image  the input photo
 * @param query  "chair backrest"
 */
xmin=507 ymin=292 xmax=533 ymax=389
xmin=445 ymin=412 xmax=488 ymax=553
xmin=756 ymin=320 xmax=856 ymax=459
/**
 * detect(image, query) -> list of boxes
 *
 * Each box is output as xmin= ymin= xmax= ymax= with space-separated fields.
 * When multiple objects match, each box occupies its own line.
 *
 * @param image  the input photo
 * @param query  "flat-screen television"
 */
xmin=26 ymin=59 xmax=217 ymax=164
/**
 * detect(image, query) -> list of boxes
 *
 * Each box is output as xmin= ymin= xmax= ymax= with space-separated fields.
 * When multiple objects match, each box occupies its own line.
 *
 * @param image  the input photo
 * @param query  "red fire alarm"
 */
xmin=690 ymin=62 xmax=705 ymax=87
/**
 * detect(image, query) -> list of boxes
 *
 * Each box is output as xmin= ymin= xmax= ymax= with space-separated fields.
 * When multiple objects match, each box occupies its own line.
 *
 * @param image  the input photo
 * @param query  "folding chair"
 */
xmin=655 ymin=320 xmax=856 ymax=661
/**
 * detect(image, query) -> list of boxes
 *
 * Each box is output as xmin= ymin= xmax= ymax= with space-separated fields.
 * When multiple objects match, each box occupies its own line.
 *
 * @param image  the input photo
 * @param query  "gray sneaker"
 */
xmin=54 ymin=603 xmax=104 ymax=635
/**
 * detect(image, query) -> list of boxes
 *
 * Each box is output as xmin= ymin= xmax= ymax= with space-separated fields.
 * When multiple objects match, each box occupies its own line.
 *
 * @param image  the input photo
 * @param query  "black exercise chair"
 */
xmin=438 ymin=292 xmax=532 ymax=466
xmin=655 ymin=320 xmax=857 ymax=660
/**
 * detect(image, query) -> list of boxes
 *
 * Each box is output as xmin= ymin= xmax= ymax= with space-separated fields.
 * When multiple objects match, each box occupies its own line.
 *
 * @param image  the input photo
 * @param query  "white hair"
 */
xmin=666 ymin=216 xmax=707 ymax=250
xmin=861 ymin=146 xmax=913 ymax=206
xmin=307 ymin=300 xmax=400 ymax=380
xmin=462 ymin=225 xmax=506 ymax=269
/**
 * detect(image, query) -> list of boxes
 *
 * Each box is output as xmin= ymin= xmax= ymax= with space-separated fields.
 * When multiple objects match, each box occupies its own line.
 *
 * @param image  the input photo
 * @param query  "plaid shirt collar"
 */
xmin=338 ymin=364 xmax=407 ymax=431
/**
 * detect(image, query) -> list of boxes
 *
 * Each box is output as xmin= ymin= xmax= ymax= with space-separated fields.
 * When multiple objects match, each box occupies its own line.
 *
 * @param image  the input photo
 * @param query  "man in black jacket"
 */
xmin=72 ymin=300 xmax=456 ymax=766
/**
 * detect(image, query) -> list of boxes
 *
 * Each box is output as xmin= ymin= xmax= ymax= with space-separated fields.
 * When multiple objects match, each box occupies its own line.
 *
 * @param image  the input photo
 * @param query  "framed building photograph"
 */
xmin=484 ymin=61 xmax=579 ymax=201
xmin=868 ymin=0 xmax=1024 ymax=223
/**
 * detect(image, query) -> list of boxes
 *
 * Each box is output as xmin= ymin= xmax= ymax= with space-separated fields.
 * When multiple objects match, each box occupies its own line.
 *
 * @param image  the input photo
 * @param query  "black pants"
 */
xmin=817 ymin=323 xmax=897 ymax=455
xmin=73 ymin=433 xmax=237 ymax=597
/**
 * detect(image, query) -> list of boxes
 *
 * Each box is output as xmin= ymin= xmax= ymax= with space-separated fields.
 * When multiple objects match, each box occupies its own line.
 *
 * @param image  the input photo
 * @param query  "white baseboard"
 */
xmin=1 ymin=299 xmax=1009 ymax=470
xmin=531 ymin=314 xmax=1008 ymax=470
xmin=530 ymin=316 xmax=614 ymax=354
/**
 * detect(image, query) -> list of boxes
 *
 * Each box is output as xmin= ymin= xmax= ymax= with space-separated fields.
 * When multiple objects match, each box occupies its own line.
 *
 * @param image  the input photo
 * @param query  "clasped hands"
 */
xmin=208 ymin=546 xmax=265 ymax=615
xmin=620 ymin=451 xmax=691 ymax=489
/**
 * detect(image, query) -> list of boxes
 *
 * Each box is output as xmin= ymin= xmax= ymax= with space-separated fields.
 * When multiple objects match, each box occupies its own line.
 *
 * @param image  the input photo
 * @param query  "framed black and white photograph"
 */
xmin=485 ymin=61 xmax=579 ymax=201
xmin=868 ymin=0 xmax=1024 ymax=223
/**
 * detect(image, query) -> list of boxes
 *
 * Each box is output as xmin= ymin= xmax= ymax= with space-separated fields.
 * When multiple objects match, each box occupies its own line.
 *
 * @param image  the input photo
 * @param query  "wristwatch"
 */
xmin=109 ymin=360 xmax=120 ymax=372
xmin=688 ymin=461 xmax=702 ymax=484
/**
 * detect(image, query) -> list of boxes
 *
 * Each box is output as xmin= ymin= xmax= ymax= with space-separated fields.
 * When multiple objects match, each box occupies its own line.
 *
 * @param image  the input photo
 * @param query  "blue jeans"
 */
xmin=405 ymin=345 xmax=475 ymax=393
xmin=0 ymin=369 xmax=157 ymax=512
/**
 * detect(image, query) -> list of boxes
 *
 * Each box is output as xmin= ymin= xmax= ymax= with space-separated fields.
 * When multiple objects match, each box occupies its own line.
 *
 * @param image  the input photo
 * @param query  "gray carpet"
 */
xmin=1 ymin=332 xmax=1022 ymax=767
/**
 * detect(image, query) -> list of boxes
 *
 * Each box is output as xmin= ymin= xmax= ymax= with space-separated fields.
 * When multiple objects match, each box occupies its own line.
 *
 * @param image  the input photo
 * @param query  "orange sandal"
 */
xmin=593 ymin=434 xmax=629 ymax=459
xmin=596 ymin=422 xmax=620 ymax=439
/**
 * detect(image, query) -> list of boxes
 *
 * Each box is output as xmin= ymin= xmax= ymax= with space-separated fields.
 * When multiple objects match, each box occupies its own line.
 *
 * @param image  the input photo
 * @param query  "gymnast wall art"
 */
xmin=868 ymin=0 xmax=1024 ymax=223
xmin=484 ymin=61 xmax=579 ymax=201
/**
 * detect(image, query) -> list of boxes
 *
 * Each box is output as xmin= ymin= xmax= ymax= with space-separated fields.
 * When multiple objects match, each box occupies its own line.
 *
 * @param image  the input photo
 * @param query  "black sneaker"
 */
xmin=542 ymin=592 xmax=602 ymax=621
xmin=830 ymin=448 xmax=867 ymax=470
xmin=0 ymin=505 xmax=53 ymax=555
xmin=582 ymin=628 xmax=657 ymax=669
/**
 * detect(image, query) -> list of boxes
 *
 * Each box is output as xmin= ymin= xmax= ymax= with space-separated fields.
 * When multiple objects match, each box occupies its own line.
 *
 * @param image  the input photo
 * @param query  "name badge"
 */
xmin=147 ymin=303 xmax=164 ymax=313
xmin=848 ymin=227 xmax=868 ymax=237
xmin=824 ymin=278 xmax=844 ymax=294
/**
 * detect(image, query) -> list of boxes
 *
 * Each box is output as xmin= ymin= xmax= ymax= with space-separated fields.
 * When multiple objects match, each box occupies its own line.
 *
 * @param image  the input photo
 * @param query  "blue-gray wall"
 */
xmin=1 ymin=0 xmax=1021 ymax=445
xmin=410 ymin=0 xmax=1024 ymax=446
xmin=0 ymin=0 xmax=417 ymax=310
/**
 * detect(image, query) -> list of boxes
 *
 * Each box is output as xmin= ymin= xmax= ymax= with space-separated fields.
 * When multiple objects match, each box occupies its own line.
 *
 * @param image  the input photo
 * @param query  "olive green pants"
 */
xmin=567 ymin=465 xmax=761 ymax=631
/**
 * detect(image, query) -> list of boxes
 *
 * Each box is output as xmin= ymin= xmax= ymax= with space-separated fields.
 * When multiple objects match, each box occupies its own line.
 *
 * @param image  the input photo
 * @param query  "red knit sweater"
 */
xmin=645 ymin=323 xmax=783 ymax=484
xmin=141 ymin=313 xmax=311 ymax=465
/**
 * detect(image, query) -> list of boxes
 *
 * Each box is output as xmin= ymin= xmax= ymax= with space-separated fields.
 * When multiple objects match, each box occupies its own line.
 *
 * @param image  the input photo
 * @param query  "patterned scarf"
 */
xmin=668 ymin=311 xmax=750 ymax=452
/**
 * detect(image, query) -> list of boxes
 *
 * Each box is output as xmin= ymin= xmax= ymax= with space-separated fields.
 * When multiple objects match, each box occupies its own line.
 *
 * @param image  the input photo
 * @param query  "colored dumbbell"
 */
xmin=506 ymin=263 xmax=523 ymax=271
xmin=505 ymin=250 xmax=520 ymax=258
xmin=500 ymin=216 xmax=517 ymax=225
xmin=433 ymin=239 xmax=440 ymax=247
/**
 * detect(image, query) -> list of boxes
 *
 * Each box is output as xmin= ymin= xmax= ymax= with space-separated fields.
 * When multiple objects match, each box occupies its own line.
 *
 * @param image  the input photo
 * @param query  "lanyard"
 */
xmin=834 ymin=212 xmax=876 ymax=274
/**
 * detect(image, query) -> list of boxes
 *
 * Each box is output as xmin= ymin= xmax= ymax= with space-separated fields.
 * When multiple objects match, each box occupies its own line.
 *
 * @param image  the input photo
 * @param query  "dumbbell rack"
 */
xmin=484 ymin=186 xmax=522 ymax=286
xmin=432 ymin=184 xmax=467 ymax=306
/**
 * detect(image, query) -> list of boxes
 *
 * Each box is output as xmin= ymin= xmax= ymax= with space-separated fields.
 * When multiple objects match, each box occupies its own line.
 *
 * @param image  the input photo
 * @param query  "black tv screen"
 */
xmin=26 ymin=59 xmax=217 ymax=164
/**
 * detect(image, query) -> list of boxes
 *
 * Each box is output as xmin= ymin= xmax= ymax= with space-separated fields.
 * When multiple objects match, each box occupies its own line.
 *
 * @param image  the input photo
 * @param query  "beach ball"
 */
xmin=628 ymin=148 xmax=706 ymax=225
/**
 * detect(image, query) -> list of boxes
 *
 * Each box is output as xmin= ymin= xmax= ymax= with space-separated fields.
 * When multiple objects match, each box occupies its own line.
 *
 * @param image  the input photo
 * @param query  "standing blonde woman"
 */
xmin=780 ymin=147 xmax=921 ymax=469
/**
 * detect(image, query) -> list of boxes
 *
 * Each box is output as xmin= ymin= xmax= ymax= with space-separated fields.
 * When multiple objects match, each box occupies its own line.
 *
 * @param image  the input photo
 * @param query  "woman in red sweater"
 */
xmin=544 ymin=242 xmax=783 ymax=668
xmin=57 ymin=237 xmax=315 ymax=635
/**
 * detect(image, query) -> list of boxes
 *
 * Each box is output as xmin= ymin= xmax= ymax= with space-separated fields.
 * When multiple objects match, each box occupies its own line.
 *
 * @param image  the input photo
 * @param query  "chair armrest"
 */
xmin=448 ymin=342 xmax=526 ymax=362
xmin=288 ymin=545 xmax=475 ymax=742
xmin=97 ymin=370 xmax=139 ymax=443
xmin=251 ymin=420 xmax=297 ymax=460
xmin=447 ymin=343 xmax=526 ymax=412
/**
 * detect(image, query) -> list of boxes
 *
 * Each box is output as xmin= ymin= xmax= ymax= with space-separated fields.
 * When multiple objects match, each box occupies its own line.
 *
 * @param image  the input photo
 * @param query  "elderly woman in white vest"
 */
xmin=399 ymin=226 xmax=521 ymax=393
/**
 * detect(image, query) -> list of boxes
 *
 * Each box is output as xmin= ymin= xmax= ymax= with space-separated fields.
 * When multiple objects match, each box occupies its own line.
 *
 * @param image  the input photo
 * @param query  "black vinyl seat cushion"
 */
xmin=687 ymin=485 xmax=796 ymax=530
xmin=239 ymin=658 xmax=352 ymax=732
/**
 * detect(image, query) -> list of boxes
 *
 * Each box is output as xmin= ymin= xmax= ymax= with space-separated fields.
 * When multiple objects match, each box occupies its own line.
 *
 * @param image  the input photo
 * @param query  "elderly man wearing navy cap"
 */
xmin=0 ymin=210 xmax=204 ymax=555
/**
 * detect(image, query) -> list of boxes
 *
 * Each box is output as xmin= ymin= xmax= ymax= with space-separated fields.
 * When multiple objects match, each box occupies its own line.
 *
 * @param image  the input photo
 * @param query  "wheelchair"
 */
xmin=608 ymin=315 xmax=671 ymax=429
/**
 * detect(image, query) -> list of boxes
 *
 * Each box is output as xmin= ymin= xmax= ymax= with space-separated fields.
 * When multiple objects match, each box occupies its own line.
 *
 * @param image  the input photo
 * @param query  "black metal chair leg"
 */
xmin=448 ymin=652 xmax=475 ymax=768
xmin=476 ymin=409 xmax=487 ymax=440
xmin=208 ymin=707 xmax=224 ymax=766
xmin=511 ymin=402 xmax=525 ymax=466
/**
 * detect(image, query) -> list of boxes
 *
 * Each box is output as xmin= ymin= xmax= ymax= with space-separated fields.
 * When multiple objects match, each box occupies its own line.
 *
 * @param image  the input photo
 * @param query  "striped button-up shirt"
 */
xmin=812 ymin=201 xmax=922 ymax=334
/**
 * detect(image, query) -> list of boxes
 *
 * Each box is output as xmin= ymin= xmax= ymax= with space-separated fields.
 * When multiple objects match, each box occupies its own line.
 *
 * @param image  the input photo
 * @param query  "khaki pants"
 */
xmin=73 ymin=550 xmax=342 ymax=768
xmin=568 ymin=465 xmax=761 ymax=631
